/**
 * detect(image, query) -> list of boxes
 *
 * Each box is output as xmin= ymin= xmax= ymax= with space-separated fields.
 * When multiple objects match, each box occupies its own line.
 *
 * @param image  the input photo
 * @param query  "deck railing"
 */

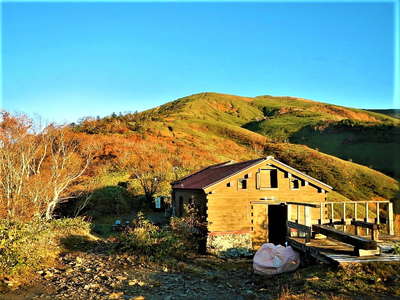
xmin=287 ymin=200 xmax=394 ymax=237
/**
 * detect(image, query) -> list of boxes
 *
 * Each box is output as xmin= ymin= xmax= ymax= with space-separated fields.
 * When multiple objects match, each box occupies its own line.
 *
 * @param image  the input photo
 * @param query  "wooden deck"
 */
xmin=287 ymin=235 xmax=400 ymax=265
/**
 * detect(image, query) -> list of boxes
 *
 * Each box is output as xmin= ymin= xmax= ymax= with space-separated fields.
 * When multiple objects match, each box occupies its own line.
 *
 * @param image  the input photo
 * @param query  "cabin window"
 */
xmin=238 ymin=179 xmax=247 ymax=189
xmin=290 ymin=179 xmax=300 ymax=190
xmin=270 ymin=170 xmax=278 ymax=188
xmin=257 ymin=169 xmax=278 ymax=189
xmin=226 ymin=182 xmax=231 ymax=187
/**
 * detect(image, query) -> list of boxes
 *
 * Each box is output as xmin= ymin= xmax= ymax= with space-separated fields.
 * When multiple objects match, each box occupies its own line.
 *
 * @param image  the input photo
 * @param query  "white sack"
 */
xmin=253 ymin=243 xmax=300 ymax=276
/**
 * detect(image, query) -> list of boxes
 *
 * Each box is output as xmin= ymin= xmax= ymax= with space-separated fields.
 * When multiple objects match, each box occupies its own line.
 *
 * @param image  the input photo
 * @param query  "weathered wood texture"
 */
xmin=287 ymin=221 xmax=311 ymax=242
xmin=288 ymin=236 xmax=400 ymax=265
xmin=351 ymin=220 xmax=380 ymax=241
xmin=205 ymin=162 xmax=326 ymax=237
xmin=312 ymin=225 xmax=377 ymax=250
xmin=172 ymin=189 xmax=207 ymax=217
xmin=251 ymin=203 xmax=268 ymax=248
xmin=207 ymin=164 xmax=326 ymax=237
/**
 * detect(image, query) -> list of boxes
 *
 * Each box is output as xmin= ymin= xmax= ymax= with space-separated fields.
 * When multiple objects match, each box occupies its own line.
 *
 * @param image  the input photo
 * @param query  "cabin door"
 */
xmin=268 ymin=204 xmax=288 ymax=245
xmin=251 ymin=203 xmax=268 ymax=249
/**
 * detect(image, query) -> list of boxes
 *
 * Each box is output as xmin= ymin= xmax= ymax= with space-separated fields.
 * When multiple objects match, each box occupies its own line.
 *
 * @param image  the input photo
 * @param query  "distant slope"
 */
xmin=366 ymin=109 xmax=400 ymax=119
xmin=73 ymin=92 xmax=399 ymax=203
xmin=243 ymin=96 xmax=398 ymax=140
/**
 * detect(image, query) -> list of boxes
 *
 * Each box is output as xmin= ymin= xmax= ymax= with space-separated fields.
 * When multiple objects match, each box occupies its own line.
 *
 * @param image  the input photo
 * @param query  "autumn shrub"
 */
xmin=0 ymin=218 xmax=91 ymax=284
xmin=116 ymin=212 xmax=201 ymax=261
xmin=170 ymin=204 xmax=208 ymax=253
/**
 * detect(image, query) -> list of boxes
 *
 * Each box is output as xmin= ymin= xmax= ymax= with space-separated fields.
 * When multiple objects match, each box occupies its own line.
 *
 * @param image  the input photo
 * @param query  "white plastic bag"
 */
xmin=253 ymin=243 xmax=300 ymax=275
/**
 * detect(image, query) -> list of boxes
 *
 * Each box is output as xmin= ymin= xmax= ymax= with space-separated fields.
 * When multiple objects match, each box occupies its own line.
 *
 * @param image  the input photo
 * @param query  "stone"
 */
xmin=109 ymin=292 xmax=124 ymax=299
xmin=306 ymin=276 xmax=319 ymax=281
xmin=128 ymin=279 xmax=146 ymax=287
xmin=116 ymin=275 xmax=128 ymax=281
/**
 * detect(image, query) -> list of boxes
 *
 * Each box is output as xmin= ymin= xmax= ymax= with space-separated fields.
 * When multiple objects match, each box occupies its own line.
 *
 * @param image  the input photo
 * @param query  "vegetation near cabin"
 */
xmin=1 ymin=92 xmax=400 ymax=299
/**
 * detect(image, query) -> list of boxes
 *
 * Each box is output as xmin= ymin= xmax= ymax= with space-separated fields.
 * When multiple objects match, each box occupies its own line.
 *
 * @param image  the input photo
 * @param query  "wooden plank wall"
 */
xmin=205 ymin=162 xmax=326 ymax=234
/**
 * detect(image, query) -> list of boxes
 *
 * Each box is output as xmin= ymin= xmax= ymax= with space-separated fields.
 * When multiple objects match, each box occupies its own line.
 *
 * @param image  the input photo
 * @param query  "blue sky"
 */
xmin=1 ymin=1 xmax=398 ymax=123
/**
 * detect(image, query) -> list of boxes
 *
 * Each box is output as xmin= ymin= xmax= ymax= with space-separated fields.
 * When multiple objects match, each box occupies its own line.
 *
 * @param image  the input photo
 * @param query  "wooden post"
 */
xmin=354 ymin=203 xmax=358 ymax=220
xmin=319 ymin=204 xmax=323 ymax=225
xmin=388 ymin=202 xmax=394 ymax=235
xmin=355 ymin=224 xmax=359 ymax=236
xmin=287 ymin=204 xmax=293 ymax=237
xmin=295 ymin=204 xmax=300 ymax=237
xmin=376 ymin=202 xmax=380 ymax=224
xmin=371 ymin=227 xmax=378 ymax=241
xmin=365 ymin=202 xmax=369 ymax=236
xmin=304 ymin=206 xmax=312 ymax=243
xmin=353 ymin=202 xmax=358 ymax=235
xmin=304 ymin=206 xmax=312 ymax=227
xmin=342 ymin=202 xmax=346 ymax=232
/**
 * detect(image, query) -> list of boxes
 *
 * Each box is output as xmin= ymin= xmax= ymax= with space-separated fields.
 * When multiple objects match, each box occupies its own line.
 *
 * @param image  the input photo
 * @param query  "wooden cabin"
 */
xmin=171 ymin=156 xmax=333 ymax=253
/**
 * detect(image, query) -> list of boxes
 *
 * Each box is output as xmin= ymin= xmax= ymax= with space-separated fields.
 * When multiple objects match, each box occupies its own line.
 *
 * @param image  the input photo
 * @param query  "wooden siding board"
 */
xmin=173 ymin=158 xmax=331 ymax=247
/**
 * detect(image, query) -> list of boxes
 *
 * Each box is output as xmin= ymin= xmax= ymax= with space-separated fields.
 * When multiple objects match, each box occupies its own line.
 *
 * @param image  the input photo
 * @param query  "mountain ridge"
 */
xmin=73 ymin=92 xmax=399 ymax=204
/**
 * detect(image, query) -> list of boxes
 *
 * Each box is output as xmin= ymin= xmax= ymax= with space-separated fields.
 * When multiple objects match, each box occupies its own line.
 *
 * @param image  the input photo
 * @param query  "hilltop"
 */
xmin=73 ymin=92 xmax=399 ymax=204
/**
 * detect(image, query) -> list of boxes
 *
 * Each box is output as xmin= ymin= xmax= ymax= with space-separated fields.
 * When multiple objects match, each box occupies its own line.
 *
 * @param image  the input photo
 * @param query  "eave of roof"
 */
xmin=269 ymin=157 xmax=333 ymax=190
xmin=171 ymin=158 xmax=265 ymax=190
xmin=172 ymin=156 xmax=333 ymax=192
xmin=202 ymin=157 xmax=268 ymax=190
xmin=170 ymin=160 xmax=232 ymax=186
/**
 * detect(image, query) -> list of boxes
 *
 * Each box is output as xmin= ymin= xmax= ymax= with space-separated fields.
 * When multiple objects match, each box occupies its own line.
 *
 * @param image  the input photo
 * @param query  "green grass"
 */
xmin=290 ymin=124 xmax=400 ymax=178
xmin=243 ymin=114 xmax=324 ymax=141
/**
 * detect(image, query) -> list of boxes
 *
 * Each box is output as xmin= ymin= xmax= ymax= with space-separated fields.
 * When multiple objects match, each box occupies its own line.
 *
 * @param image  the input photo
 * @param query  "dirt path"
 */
xmin=2 ymin=243 xmax=400 ymax=300
xmin=1 ymin=250 xmax=277 ymax=300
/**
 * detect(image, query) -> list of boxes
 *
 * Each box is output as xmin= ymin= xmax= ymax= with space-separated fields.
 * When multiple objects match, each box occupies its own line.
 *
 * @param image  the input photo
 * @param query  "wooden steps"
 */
xmin=312 ymin=224 xmax=377 ymax=251
xmin=287 ymin=236 xmax=400 ymax=265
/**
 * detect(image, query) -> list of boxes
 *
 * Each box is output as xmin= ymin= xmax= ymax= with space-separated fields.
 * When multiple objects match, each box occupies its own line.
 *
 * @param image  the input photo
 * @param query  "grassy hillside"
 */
xmin=155 ymin=93 xmax=400 ymax=178
xmin=366 ymin=109 xmax=400 ymax=119
xmin=72 ymin=92 xmax=399 ymax=204
xmin=290 ymin=122 xmax=400 ymax=178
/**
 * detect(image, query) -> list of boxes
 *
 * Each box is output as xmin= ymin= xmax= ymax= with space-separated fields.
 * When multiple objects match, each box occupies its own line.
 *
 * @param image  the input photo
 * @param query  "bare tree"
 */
xmin=0 ymin=112 xmax=42 ymax=219
xmin=41 ymin=127 xmax=93 ymax=219
xmin=119 ymin=142 xmax=172 ymax=204
xmin=0 ymin=112 xmax=96 ymax=220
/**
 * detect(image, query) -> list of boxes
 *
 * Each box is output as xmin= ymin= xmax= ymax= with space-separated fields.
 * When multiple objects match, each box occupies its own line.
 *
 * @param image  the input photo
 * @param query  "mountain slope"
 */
xmin=150 ymin=92 xmax=400 ymax=178
xmin=73 ymin=92 xmax=399 ymax=203
xmin=366 ymin=109 xmax=400 ymax=119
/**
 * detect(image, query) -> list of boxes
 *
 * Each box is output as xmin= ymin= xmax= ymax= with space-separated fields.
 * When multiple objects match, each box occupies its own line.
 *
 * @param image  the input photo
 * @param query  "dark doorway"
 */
xmin=268 ymin=204 xmax=288 ymax=245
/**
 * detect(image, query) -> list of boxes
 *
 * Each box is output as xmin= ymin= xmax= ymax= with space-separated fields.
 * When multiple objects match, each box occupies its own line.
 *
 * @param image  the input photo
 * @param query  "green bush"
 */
xmin=393 ymin=242 xmax=400 ymax=255
xmin=0 ymin=218 xmax=91 ymax=280
xmin=116 ymin=213 xmax=199 ymax=261
xmin=84 ymin=186 xmax=133 ymax=217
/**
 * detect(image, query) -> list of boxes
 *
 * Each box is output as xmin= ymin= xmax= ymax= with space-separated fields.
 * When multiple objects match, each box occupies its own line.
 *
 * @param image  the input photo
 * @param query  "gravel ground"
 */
xmin=3 ymin=240 xmax=398 ymax=300
xmin=0 ymin=248 xmax=285 ymax=300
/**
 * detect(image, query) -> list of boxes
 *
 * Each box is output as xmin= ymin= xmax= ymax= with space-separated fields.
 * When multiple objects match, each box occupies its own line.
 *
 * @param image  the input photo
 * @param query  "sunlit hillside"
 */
xmin=73 ymin=92 xmax=399 ymax=203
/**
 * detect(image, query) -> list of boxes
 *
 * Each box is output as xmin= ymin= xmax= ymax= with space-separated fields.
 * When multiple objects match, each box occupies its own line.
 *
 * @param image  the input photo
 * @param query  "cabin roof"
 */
xmin=171 ymin=158 xmax=265 ymax=190
xmin=171 ymin=156 xmax=333 ymax=191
